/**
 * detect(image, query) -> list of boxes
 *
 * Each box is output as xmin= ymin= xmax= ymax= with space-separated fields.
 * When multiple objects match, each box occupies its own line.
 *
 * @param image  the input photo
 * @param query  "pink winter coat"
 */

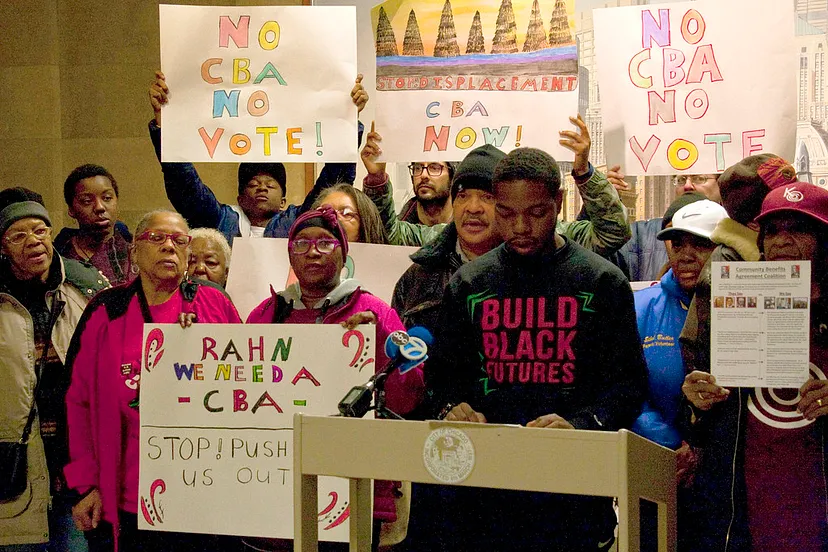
xmin=64 ymin=279 xmax=241 ymax=535
xmin=247 ymin=279 xmax=425 ymax=521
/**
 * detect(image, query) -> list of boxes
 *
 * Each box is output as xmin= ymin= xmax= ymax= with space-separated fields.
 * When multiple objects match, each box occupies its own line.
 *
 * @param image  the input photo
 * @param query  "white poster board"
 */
xmin=159 ymin=5 xmax=358 ymax=162
xmin=711 ymin=261 xmax=811 ymax=388
xmin=225 ymin=238 xmax=419 ymax=320
xmin=593 ymin=0 xmax=796 ymax=175
xmin=138 ymin=323 xmax=376 ymax=539
xmin=370 ymin=0 xmax=579 ymax=161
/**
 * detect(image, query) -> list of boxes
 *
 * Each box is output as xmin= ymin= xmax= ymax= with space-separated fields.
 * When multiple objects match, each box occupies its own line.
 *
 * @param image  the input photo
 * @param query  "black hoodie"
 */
xmin=424 ymin=237 xmax=648 ymax=550
xmin=429 ymin=237 xmax=648 ymax=428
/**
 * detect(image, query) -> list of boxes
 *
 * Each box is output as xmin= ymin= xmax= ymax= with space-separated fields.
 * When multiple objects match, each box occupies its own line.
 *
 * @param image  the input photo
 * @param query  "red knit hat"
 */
xmin=756 ymin=183 xmax=828 ymax=227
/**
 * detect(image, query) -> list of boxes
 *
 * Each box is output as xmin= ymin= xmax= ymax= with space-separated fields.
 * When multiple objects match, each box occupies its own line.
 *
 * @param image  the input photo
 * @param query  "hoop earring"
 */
xmin=130 ymin=263 xmax=139 ymax=275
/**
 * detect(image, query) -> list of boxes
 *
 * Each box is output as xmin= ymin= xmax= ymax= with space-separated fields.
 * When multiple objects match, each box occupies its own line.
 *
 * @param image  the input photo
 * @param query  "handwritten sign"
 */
xmin=593 ymin=0 xmax=796 ymax=175
xmin=225 ymin=238 xmax=419 ymax=320
xmin=159 ymin=5 xmax=358 ymax=162
xmin=138 ymin=324 xmax=376 ymax=539
xmin=371 ymin=0 xmax=578 ymax=161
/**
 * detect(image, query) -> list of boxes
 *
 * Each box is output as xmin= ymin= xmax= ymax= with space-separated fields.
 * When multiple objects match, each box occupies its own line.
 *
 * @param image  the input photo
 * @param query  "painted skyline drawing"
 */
xmin=372 ymin=0 xmax=578 ymax=92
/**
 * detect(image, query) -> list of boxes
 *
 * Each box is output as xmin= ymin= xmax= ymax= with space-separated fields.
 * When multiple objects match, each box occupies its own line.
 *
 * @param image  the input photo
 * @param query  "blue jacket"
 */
xmin=149 ymin=120 xmax=362 ymax=244
xmin=612 ymin=218 xmax=668 ymax=282
xmin=631 ymin=269 xmax=690 ymax=449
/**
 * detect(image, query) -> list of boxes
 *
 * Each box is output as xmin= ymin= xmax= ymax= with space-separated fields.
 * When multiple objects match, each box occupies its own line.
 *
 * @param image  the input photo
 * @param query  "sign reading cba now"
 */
xmin=138 ymin=323 xmax=376 ymax=540
xmin=159 ymin=4 xmax=358 ymax=162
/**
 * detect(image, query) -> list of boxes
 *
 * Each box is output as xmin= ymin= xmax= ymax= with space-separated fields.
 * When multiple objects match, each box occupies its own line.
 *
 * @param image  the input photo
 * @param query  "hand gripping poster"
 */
xmin=138 ymin=324 xmax=377 ymax=540
xmin=371 ymin=0 xmax=579 ymax=161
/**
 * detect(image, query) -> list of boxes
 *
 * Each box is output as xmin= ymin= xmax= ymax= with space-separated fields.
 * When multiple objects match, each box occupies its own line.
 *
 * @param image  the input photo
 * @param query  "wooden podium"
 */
xmin=293 ymin=414 xmax=676 ymax=552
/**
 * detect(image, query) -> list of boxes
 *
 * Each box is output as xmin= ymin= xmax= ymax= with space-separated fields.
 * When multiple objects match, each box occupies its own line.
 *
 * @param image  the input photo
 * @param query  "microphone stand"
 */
xmin=372 ymin=372 xmax=403 ymax=420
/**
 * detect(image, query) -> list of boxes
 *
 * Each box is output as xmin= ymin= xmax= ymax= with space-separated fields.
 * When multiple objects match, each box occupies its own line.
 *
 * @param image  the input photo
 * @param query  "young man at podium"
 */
xmin=426 ymin=144 xmax=648 ymax=551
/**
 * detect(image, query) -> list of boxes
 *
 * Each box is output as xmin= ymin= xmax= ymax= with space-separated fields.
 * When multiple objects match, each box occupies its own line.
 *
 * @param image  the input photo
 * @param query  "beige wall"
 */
xmin=0 ymin=0 xmax=305 ymax=233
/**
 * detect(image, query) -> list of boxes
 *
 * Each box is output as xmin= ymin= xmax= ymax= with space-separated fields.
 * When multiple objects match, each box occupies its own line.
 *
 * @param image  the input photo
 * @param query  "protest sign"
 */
xmin=371 ymin=0 xmax=578 ymax=161
xmin=159 ymin=5 xmax=358 ymax=162
xmin=593 ymin=0 xmax=796 ymax=175
xmin=711 ymin=261 xmax=811 ymax=388
xmin=138 ymin=323 xmax=376 ymax=539
xmin=225 ymin=238 xmax=419 ymax=320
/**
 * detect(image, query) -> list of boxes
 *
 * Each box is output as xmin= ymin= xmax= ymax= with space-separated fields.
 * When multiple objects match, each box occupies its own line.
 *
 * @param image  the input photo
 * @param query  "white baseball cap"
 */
xmin=657 ymin=200 xmax=729 ymax=241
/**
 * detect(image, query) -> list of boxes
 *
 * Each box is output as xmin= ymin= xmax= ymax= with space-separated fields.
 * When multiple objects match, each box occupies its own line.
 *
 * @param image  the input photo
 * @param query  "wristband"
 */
xmin=437 ymin=403 xmax=456 ymax=420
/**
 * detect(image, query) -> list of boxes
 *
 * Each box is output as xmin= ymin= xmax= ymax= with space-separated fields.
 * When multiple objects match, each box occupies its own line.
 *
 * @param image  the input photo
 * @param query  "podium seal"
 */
xmin=422 ymin=427 xmax=475 ymax=484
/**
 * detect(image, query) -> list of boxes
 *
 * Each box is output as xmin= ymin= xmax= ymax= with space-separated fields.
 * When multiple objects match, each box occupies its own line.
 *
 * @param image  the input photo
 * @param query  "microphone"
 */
xmin=338 ymin=327 xmax=433 ymax=417
xmin=384 ymin=327 xmax=433 ymax=374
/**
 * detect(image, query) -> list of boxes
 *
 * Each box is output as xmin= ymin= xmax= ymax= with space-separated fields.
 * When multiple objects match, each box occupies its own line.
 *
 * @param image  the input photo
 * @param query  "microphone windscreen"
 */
xmin=407 ymin=326 xmax=434 ymax=347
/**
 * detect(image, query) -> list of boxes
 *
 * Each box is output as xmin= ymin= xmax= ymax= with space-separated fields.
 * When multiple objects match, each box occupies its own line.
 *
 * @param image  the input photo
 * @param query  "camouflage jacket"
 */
xmin=362 ymin=164 xmax=630 ymax=257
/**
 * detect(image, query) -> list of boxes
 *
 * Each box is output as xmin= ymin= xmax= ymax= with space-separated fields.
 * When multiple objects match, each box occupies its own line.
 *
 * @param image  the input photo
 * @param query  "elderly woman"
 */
xmin=681 ymin=183 xmax=828 ymax=551
xmin=313 ymin=184 xmax=389 ymax=245
xmin=0 ymin=188 xmax=107 ymax=551
xmin=187 ymin=228 xmax=231 ymax=287
xmin=64 ymin=210 xmax=241 ymax=551
xmin=246 ymin=207 xmax=422 ymax=549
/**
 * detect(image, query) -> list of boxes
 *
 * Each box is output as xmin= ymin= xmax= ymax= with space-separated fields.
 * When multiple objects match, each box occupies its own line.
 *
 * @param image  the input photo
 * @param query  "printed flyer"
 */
xmin=711 ymin=261 xmax=811 ymax=388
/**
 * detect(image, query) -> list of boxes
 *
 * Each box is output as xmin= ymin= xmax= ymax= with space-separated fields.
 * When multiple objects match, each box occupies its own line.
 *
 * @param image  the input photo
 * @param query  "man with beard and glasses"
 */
xmin=398 ymin=160 xmax=457 ymax=226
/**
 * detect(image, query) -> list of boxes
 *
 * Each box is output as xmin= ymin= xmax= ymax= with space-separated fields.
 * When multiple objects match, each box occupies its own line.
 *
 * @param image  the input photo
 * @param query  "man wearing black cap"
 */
xmin=148 ymin=72 xmax=369 ymax=245
xmin=392 ymin=145 xmax=504 ymax=332
xmin=360 ymin=116 xmax=630 ymax=255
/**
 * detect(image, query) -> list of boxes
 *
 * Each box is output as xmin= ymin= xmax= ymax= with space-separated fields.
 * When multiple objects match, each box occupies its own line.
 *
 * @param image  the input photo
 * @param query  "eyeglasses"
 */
xmin=408 ymin=163 xmax=445 ymax=177
xmin=136 ymin=231 xmax=192 ymax=248
xmin=3 ymin=226 xmax=51 ymax=246
xmin=334 ymin=207 xmax=360 ymax=223
xmin=677 ymin=175 xmax=716 ymax=187
xmin=289 ymin=238 xmax=341 ymax=255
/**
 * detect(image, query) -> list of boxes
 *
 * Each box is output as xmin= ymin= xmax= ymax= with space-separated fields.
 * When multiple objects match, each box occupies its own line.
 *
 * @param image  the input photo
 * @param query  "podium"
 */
xmin=293 ymin=414 xmax=676 ymax=552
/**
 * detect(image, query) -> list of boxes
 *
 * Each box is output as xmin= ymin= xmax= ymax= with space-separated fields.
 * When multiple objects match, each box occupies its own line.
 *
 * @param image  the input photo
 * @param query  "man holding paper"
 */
xmin=681 ymin=183 xmax=828 ymax=551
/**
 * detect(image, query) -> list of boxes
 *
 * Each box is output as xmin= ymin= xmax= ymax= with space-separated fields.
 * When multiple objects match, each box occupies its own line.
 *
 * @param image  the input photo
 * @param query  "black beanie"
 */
xmin=450 ymin=145 xmax=507 ymax=201
xmin=238 ymin=163 xmax=287 ymax=196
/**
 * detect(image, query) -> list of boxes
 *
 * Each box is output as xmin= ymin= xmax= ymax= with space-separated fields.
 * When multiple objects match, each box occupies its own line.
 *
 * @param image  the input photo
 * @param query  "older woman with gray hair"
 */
xmin=187 ymin=228 xmax=232 ymax=287
xmin=64 ymin=210 xmax=240 ymax=551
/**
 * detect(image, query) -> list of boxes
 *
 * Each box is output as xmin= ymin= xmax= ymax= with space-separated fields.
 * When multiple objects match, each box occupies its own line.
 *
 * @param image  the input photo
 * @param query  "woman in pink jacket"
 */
xmin=246 ymin=207 xmax=424 ymax=549
xmin=64 ymin=210 xmax=241 ymax=552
